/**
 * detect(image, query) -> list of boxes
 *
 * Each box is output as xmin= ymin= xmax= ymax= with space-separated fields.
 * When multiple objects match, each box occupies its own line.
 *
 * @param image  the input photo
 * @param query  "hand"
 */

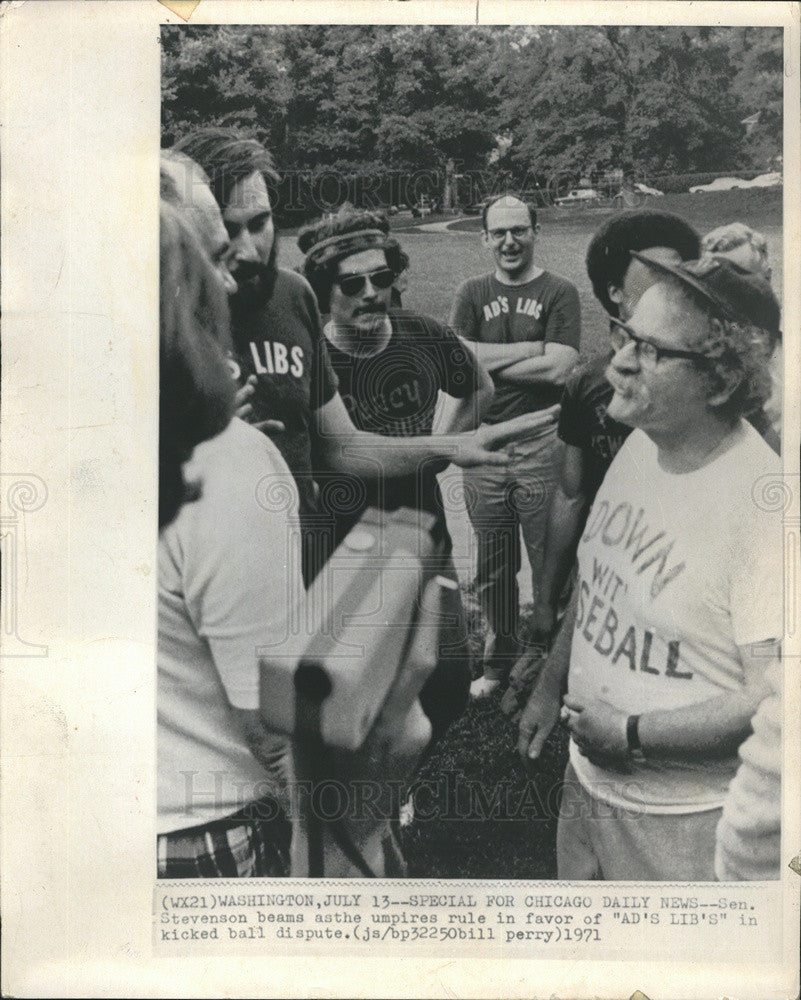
xmin=561 ymin=695 xmax=629 ymax=766
xmin=234 ymin=375 xmax=257 ymax=419
xmin=252 ymin=419 xmax=287 ymax=434
xmin=479 ymin=405 xmax=561 ymax=450
xmin=447 ymin=406 xmax=561 ymax=469
xmin=500 ymin=646 xmax=547 ymax=720
xmin=235 ymin=376 xmax=285 ymax=434
xmin=517 ymin=679 xmax=561 ymax=765
xmin=447 ymin=431 xmax=511 ymax=468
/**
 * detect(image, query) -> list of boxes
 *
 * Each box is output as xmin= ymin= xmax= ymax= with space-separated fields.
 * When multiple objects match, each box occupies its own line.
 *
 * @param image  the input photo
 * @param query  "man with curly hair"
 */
xmin=702 ymin=221 xmax=782 ymax=448
xmin=298 ymin=204 xmax=495 ymax=550
xmin=518 ymin=253 xmax=783 ymax=881
xmin=524 ymin=211 xmax=701 ymax=649
xmin=500 ymin=211 xmax=701 ymax=722
xmin=298 ymin=204 xmax=499 ymax=744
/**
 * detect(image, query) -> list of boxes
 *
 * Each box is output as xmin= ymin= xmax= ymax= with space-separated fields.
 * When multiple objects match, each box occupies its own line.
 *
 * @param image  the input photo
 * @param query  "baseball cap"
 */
xmin=629 ymin=249 xmax=781 ymax=337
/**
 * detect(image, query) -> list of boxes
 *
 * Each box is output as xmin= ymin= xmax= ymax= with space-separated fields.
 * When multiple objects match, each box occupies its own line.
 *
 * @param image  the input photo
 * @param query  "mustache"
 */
xmin=355 ymin=304 xmax=387 ymax=316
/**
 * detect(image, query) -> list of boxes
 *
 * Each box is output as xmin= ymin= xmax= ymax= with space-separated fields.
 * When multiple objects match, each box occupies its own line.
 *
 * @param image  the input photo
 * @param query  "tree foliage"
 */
xmin=162 ymin=24 xmax=783 ymax=194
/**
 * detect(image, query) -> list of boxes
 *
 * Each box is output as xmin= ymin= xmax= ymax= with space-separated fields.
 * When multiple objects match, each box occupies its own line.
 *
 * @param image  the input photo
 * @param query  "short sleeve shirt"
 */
xmin=228 ymin=268 xmax=338 ymax=516
xmin=567 ymin=423 xmax=783 ymax=814
xmin=158 ymin=419 xmax=303 ymax=831
xmin=449 ymin=270 xmax=580 ymax=423
xmin=321 ymin=309 xmax=479 ymax=542
xmin=558 ymin=352 xmax=633 ymax=499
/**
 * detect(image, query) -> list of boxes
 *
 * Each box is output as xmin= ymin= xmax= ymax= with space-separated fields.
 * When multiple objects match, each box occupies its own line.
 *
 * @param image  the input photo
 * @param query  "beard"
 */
xmin=229 ymin=243 xmax=279 ymax=317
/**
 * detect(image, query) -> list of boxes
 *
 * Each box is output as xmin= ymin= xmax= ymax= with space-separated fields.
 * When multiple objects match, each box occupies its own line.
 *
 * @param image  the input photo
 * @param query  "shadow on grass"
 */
xmin=401 ymin=597 xmax=569 ymax=880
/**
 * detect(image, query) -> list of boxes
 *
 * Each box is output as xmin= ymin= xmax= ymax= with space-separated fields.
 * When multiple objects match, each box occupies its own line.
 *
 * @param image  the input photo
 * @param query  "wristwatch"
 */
xmin=626 ymin=714 xmax=646 ymax=761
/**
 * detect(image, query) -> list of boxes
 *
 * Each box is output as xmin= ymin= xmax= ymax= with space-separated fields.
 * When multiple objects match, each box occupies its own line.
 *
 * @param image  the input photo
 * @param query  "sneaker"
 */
xmin=398 ymin=794 xmax=415 ymax=828
xmin=469 ymin=676 xmax=501 ymax=701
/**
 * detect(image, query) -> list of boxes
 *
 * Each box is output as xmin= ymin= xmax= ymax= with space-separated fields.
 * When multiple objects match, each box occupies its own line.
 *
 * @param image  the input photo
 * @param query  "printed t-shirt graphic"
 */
xmin=449 ymin=271 xmax=581 ymax=423
xmin=558 ymin=352 xmax=632 ymax=498
xmin=323 ymin=309 xmax=479 ymax=541
xmin=567 ymin=423 xmax=783 ymax=813
xmin=228 ymin=268 xmax=339 ymax=517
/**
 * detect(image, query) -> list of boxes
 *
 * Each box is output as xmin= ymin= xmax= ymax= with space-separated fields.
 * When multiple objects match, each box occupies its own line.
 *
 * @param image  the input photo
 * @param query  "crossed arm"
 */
xmin=458 ymin=338 xmax=578 ymax=387
xmin=493 ymin=342 xmax=579 ymax=386
xmin=458 ymin=338 xmax=540 ymax=372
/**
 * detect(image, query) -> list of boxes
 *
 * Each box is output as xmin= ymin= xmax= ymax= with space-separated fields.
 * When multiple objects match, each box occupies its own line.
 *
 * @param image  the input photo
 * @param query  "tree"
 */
xmin=160 ymin=24 xmax=782 ymax=196
xmin=723 ymin=26 xmax=783 ymax=168
xmin=161 ymin=25 xmax=288 ymax=151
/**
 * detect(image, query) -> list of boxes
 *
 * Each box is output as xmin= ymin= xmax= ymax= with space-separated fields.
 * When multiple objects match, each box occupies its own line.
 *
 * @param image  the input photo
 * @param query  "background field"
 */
xmin=279 ymin=188 xmax=783 ymax=879
xmin=281 ymin=187 xmax=782 ymax=365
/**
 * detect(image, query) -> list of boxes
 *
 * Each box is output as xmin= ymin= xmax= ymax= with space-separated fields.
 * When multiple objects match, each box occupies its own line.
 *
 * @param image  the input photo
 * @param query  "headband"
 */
xmin=304 ymin=228 xmax=394 ymax=268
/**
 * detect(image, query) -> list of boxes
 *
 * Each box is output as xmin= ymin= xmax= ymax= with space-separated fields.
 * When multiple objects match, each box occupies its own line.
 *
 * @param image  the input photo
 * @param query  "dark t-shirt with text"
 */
xmin=558 ymin=352 xmax=632 ymax=500
xmin=228 ymin=268 xmax=338 ymax=517
xmin=449 ymin=270 xmax=581 ymax=423
xmin=321 ymin=309 xmax=479 ymax=545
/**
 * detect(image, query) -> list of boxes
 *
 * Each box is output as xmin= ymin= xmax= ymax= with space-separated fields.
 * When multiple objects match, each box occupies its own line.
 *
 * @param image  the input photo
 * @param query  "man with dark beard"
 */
xmin=174 ymin=130 xmax=332 ymax=532
xmin=174 ymin=130 xmax=554 ymax=585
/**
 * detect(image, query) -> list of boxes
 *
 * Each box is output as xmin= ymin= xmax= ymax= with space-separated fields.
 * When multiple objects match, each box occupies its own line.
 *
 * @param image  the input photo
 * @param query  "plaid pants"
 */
xmin=158 ymin=799 xmax=291 ymax=879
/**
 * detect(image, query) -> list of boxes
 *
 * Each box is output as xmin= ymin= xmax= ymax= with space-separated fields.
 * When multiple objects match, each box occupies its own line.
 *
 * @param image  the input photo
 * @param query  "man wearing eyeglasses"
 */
xmin=502 ymin=213 xmax=700 ymax=724
xmin=518 ymin=252 xmax=783 ymax=881
xmin=513 ymin=213 xmax=701 ymax=677
xmin=176 ymin=132 xmax=554 ymax=587
xmin=449 ymin=193 xmax=581 ymax=699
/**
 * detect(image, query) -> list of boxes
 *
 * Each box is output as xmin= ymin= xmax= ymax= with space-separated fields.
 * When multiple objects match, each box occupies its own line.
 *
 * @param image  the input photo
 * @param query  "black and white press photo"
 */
xmin=2 ymin=4 xmax=798 ymax=997
xmin=157 ymin=22 xmax=786 ymax=883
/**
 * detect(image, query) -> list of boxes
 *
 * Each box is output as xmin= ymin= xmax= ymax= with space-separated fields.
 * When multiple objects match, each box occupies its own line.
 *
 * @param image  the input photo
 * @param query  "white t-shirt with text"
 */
xmin=568 ymin=422 xmax=783 ymax=813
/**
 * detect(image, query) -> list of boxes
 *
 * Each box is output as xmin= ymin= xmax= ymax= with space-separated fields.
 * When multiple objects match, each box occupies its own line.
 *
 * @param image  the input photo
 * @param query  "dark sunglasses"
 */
xmin=335 ymin=267 xmax=395 ymax=297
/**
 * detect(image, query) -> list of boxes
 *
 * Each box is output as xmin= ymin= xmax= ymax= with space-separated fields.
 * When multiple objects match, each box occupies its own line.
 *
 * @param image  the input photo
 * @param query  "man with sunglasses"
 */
xmin=450 ymin=193 xmax=581 ymax=699
xmin=298 ymin=205 xmax=497 ymax=751
xmin=299 ymin=205 xmax=494 ymax=550
xmin=518 ymin=252 xmax=783 ymax=881
xmin=176 ymin=131 xmax=543 ymax=586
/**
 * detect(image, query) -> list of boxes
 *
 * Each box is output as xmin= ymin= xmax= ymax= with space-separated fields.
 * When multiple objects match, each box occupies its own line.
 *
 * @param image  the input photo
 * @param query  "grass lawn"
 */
xmin=278 ymin=187 xmax=783 ymax=879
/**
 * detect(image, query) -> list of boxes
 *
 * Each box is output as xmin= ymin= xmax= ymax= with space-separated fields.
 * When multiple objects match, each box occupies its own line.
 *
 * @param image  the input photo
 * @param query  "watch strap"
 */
xmin=626 ymin=713 xmax=642 ymax=754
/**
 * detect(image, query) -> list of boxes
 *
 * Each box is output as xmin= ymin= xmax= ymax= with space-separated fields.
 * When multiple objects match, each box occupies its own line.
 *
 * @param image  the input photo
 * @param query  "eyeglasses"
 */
xmin=334 ymin=267 xmax=395 ymax=297
xmin=609 ymin=317 xmax=710 ymax=366
xmin=487 ymin=225 xmax=532 ymax=243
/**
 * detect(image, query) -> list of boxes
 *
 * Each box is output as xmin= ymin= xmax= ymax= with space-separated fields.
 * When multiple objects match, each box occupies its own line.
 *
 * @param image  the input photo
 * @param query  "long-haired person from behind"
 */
xmin=158 ymin=201 xmax=303 ymax=878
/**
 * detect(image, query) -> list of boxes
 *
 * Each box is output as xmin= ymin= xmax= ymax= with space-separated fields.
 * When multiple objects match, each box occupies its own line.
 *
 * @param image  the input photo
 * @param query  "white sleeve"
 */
xmin=730 ymin=498 xmax=784 ymax=647
xmin=180 ymin=423 xmax=304 ymax=709
xmin=715 ymin=661 xmax=782 ymax=880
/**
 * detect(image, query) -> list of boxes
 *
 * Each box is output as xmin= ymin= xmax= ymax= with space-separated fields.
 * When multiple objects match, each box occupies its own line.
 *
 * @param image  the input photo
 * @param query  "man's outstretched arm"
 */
xmin=315 ymin=393 xmax=560 ymax=474
xmin=534 ymin=444 xmax=591 ymax=634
